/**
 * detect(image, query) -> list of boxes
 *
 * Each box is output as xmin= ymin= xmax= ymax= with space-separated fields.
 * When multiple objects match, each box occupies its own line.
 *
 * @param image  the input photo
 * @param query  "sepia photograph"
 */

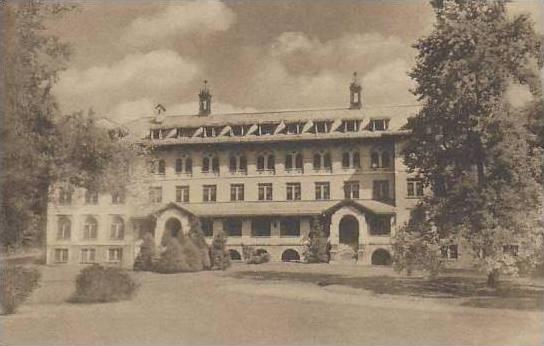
xmin=1 ymin=0 xmax=543 ymax=345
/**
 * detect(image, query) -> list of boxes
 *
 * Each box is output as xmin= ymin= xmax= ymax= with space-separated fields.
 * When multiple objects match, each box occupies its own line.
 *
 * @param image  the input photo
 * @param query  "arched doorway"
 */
xmin=165 ymin=218 xmax=182 ymax=238
xmin=371 ymin=249 xmax=392 ymax=265
xmin=339 ymin=215 xmax=359 ymax=250
xmin=228 ymin=249 xmax=242 ymax=261
xmin=281 ymin=249 xmax=300 ymax=262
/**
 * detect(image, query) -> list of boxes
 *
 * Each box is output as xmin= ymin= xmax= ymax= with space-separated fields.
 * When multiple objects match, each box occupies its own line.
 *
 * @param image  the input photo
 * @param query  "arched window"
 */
xmin=212 ymin=157 xmax=219 ymax=173
xmin=313 ymin=152 xmax=332 ymax=171
xmin=257 ymin=155 xmax=265 ymax=170
xmin=84 ymin=190 xmax=98 ymax=205
xmin=353 ymin=152 xmax=360 ymax=168
xmin=370 ymin=152 xmax=380 ymax=168
xmin=381 ymin=151 xmax=391 ymax=168
xmin=185 ymin=158 xmax=193 ymax=173
xmin=267 ymin=154 xmax=275 ymax=170
xmin=229 ymin=156 xmax=237 ymax=172
xmin=324 ymin=153 xmax=332 ymax=169
xmin=313 ymin=153 xmax=321 ymax=170
xmin=158 ymin=160 xmax=166 ymax=174
xmin=57 ymin=216 xmax=71 ymax=240
xmin=175 ymin=159 xmax=183 ymax=173
xmin=295 ymin=153 xmax=303 ymax=169
xmin=202 ymin=157 xmax=210 ymax=172
xmin=110 ymin=216 xmax=124 ymax=240
xmin=229 ymin=154 xmax=247 ymax=173
xmin=370 ymin=147 xmax=392 ymax=169
xmin=83 ymin=216 xmax=98 ymax=240
xmin=342 ymin=152 xmax=350 ymax=168
xmin=342 ymin=150 xmax=360 ymax=169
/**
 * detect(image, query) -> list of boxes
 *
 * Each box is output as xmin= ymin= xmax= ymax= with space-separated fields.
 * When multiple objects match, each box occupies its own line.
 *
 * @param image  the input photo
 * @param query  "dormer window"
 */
xmin=369 ymin=119 xmax=389 ymax=131
xmin=286 ymin=123 xmax=302 ymax=135
xmin=342 ymin=120 xmax=360 ymax=132
xmin=151 ymin=129 xmax=161 ymax=140
xmin=259 ymin=124 xmax=275 ymax=136
xmin=314 ymin=121 xmax=330 ymax=134
xmin=203 ymin=127 xmax=216 ymax=138
xmin=177 ymin=128 xmax=194 ymax=138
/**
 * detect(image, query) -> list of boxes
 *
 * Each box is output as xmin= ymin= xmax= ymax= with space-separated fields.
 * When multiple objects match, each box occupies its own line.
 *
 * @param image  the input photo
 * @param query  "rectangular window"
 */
xmin=176 ymin=186 xmax=190 ymax=203
xmin=54 ymin=249 xmax=69 ymax=263
xmin=369 ymin=119 xmax=389 ymax=131
xmin=85 ymin=190 xmax=99 ymax=205
xmin=343 ymin=120 xmax=359 ymax=132
xmin=441 ymin=245 xmax=459 ymax=260
xmin=258 ymin=183 xmax=273 ymax=201
xmin=230 ymin=184 xmax=245 ymax=201
xmin=203 ymin=185 xmax=217 ymax=202
xmin=201 ymin=218 xmax=214 ymax=237
xmin=223 ymin=218 xmax=242 ymax=237
xmin=368 ymin=216 xmax=391 ymax=235
xmin=149 ymin=187 xmax=162 ymax=203
xmin=58 ymin=188 xmax=72 ymax=205
xmin=286 ymin=183 xmax=301 ymax=201
xmin=251 ymin=217 xmax=271 ymax=237
xmin=80 ymin=248 xmax=96 ymax=264
xmin=344 ymin=181 xmax=360 ymax=199
xmin=108 ymin=248 xmax=123 ymax=262
xmin=372 ymin=180 xmax=389 ymax=201
xmin=280 ymin=218 xmax=300 ymax=237
xmin=407 ymin=178 xmax=424 ymax=197
xmin=315 ymin=182 xmax=330 ymax=200
xmin=111 ymin=190 xmax=126 ymax=204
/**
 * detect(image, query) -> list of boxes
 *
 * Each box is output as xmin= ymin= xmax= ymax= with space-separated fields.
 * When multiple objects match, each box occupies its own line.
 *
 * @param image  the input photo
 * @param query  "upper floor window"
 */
xmin=372 ymin=180 xmax=390 ymax=201
xmin=280 ymin=218 xmax=300 ymax=237
xmin=110 ymin=216 xmax=124 ymax=240
xmin=111 ymin=190 xmax=126 ymax=204
xmin=315 ymin=182 xmax=330 ymax=200
xmin=342 ymin=120 xmax=360 ymax=132
xmin=157 ymin=160 xmax=166 ymax=174
xmin=313 ymin=152 xmax=332 ymax=171
xmin=58 ymin=187 xmax=72 ymax=205
xmin=286 ymin=122 xmax=302 ymax=135
xmin=441 ymin=244 xmax=459 ymax=260
xmin=229 ymin=154 xmax=247 ymax=173
xmin=370 ymin=148 xmax=392 ymax=169
xmin=251 ymin=217 xmax=271 ymax=237
xmin=407 ymin=178 xmax=424 ymax=197
xmin=57 ymin=216 xmax=71 ymax=240
xmin=342 ymin=150 xmax=360 ymax=169
xmin=257 ymin=153 xmax=275 ymax=172
xmin=223 ymin=218 xmax=242 ymax=237
xmin=230 ymin=184 xmax=245 ymax=201
xmin=344 ymin=181 xmax=360 ymax=199
xmin=149 ymin=187 xmax=162 ymax=203
xmin=285 ymin=152 xmax=303 ymax=171
xmin=258 ymin=183 xmax=273 ymax=201
xmin=202 ymin=154 xmax=219 ymax=174
xmin=82 ymin=216 xmax=98 ymax=240
xmin=286 ymin=183 xmax=301 ymax=201
xmin=203 ymin=185 xmax=217 ymax=202
xmin=175 ymin=156 xmax=193 ymax=174
xmin=84 ymin=190 xmax=99 ymax=205
xmin=368 ymin=215 xmax=391 ymax=235
xmin=369 ymin=119 xmax=390 ymax=131
xmin=176 ymin=185 xmax=190 ymax=203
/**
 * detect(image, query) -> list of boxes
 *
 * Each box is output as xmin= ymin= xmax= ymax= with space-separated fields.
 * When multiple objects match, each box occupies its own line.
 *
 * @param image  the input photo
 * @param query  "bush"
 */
xmin=0 ymin=265 xmax=40 ymax=314
xmin=133 ymin=232 xmax=156 ymax=271
xmin=303 ymin=216 xmax=330 ymax=263
xmin=188 ymin=218 xmax=212 ymax=270
xmin=242 ymin=245 xmax=270 ymax=264
xmin=210 ymin=231 xmax=230 ymax=270
xmin=154 ymin=234 xmax=204 ymax=273
xmin=69 ymin=265 xmax=137 ymax=303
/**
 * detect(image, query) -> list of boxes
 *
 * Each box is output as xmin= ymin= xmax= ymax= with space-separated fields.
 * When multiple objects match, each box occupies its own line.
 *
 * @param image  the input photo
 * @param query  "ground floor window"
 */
xmin=281 ymin=249 xmax=300 ymax=262
xmin=280 ymin=218 xmax=300 ymax=237
xmin=368 ymin=215 xmax=391 ymax=235
xmin=251 ymin=218 xmax=271 ymax=237
xmin=54 ymin=248 xmax=69 ymax=263
xmin=441 ymin=244 xmax=459 ymax=260
xmin=108 ymin=248 xmax=123 ymax=262
xmin=223 ymin=218 xmax=242 ymax=237
xmin=201 ymin=218 xmax=214 ymax=237
xmin=80 ymin=248 xmax=96 ymax=263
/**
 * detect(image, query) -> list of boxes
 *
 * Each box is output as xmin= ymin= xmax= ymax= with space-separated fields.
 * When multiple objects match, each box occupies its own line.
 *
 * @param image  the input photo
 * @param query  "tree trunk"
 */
xmin=487 ymin=269 xmax=500 ymax=289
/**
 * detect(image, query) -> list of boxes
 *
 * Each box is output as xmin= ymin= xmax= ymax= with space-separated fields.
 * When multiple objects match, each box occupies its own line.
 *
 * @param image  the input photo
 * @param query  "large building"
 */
xmin=47 ymin=75 xmax=457 ymax=268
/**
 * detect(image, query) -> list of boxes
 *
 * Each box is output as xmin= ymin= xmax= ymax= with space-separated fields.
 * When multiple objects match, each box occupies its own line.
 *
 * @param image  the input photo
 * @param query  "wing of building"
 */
xmin=47 ymin=75 xmax=452 ymax=268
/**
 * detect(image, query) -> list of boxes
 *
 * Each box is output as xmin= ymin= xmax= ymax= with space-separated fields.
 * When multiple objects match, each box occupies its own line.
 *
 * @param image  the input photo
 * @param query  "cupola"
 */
xmin=198 ymin=80 xmax=212 ymax=116
xmin=349 ymin=72 xmax=362 ymax=110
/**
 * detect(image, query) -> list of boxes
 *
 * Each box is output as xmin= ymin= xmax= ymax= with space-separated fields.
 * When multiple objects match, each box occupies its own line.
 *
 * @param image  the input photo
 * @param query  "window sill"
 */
xmin=406 ymin=196 xmax=423 ymax=199
xmin=280 ymin=235 xmax=301 ymax=238
xmin=229 ymin=170 xmax=248 ymax=176
xmin=175 ymin=172 xmax=193 ymax=177
xmin=285 ymin=169 xmax=304 ymax=174
xmin=256 ymin=169 xmax=276 ymax=175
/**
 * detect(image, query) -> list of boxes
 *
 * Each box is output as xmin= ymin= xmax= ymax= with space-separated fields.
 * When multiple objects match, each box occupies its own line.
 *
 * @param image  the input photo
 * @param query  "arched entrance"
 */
xmin=281 ymin=249 xmax=300 ymax=262
xmin=371 ymin=249 xmax=392 ymax=265
xmin=165 ymin=218 xmax=182 ymax=238
xmin=339 ymin=215 xmax=359 ymax=250
xmin=228 ymin=249 xmax=242 ymax=261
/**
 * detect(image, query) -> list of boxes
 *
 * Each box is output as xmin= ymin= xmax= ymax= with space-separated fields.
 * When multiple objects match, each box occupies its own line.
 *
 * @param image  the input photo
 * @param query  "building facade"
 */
xmin=46 ymin=77 xmax=446 ymax=268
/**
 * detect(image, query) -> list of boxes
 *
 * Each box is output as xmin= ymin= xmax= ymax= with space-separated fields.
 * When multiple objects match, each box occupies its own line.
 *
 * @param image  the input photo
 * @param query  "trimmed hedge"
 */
xmin=70 ymin=265 xmax=138 ymax=303
xmin=0 ymin=264 xmax=40 ymax=314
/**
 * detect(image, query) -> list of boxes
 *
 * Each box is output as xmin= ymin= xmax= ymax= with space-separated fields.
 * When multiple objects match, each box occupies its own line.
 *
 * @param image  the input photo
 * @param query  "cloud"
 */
xmin=53 ymin=49 xmax=199 ymax=116
xmin=121 ymin=1 xmax=236 ymax=48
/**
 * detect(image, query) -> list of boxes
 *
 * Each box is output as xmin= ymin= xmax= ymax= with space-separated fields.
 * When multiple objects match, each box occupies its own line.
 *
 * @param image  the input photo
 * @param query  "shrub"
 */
xmin=241 ymin=245 xmax=270 ymax=264
xmin=303 ymin=216 xmax=330 ymax=263
xmin=133 ymin=232 xmax=156 ymax=271
xmin=188 ymin=218 xmax=212 ymax=270
xmin=154 ymin=234 xmax=204 ymax=273
xmin=210 ymin=231 xmax=230 ymax=270
xmin=0 ymin=265 xmax=40 ymax=314
xmin=178 ymin=233 xmax=204 ymax=272
xmin=69 ymin=265 xmax=137 ymax=303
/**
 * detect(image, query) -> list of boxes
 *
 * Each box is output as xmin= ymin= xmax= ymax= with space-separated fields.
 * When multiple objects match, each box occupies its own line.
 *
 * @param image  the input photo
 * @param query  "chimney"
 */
xmin=154 ymin=103 xmax=166 ymax=123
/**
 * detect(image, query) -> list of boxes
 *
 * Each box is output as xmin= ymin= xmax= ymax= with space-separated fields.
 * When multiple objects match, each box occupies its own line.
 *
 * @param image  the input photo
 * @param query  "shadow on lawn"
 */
xmin=228 ymin=270 xmax=544 ymax=311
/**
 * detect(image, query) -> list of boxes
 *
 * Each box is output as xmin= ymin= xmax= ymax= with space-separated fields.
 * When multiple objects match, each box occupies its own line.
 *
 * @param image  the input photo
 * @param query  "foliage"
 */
xmin=188 ymin=218 xmax=212 ymax=270
xmin=397 ymin=0 xmax=543 ymax=286
xmin=210 ymin=231 xmax=231 ymax=270
xmin=0 ymin=265 xmax=41 ymax=314
xmin=154 ymin=233 xmax=204 ymax=273
xmin=241 ymin=245 xmax=270 ymax=264
xmin=133 ymin=233 xmax=156 ymax=271
xmin=69 ymin=265 xmax=137 ymax=303
xmin=303 ymin=216 xmax=330 ymax=263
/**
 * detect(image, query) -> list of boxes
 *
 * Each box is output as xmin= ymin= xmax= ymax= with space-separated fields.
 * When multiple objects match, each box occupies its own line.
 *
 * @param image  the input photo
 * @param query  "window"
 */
xmin=110 ymin=216 xmax=124 ymax=240
xmin=151 ymin=129 xmax=161 ymax=140
xmin=286 ymin=122 xmax=302 ymax=134
xmin=58 ymin=187 xmax=72 ymax=205
xmin=344 ymin=181 xmax=360 ymax=199
xmin=229 ymin=154 xmax=247 ymax=173
xmin=223 ymin=218 xmax=242 ymax=237
xmin=313 ymin=152 xmax=332 ymax=171
xmin=175 ymin=157 xmax=193 ymax=174
xmin=176 ymin=158 xmax=183 ymax=173
xmin=57 ymin=216 xmax=71 ymax=240
xmin=257 ymin=153 xmax=275 ymax=172
xmin=315 ymin=182 xmax=330 ymax=200
xmin=83 ymin=216 xmax=98 ymax=240
xmin=54 ymin=249 xmax=68 ymax=263
xmin=285 ymin=152 xmax=303 ymax=171
xmin=149 ymin=187 xmax=162 ymax=203
xmin=203 ymin=185 xmax=217 ymax=202
xmin=280 ymin=218 xmax=300 ymax=237
xmin=258 ymin=183 xmax=273 ymax=201
xmin=202 ymin=155 xmax=219 ymax=174
xmin=80 ymin=248 xmax=96 ymax=263
xmin=369 ymin=119 xmax=390 ymax=131
xmin=84 ymin=190 xmax=98 ymax=205
xmin=342 ymin=150 xmax=360 ymax=169
xmin=370 ymin=148 xmax=392 ymax=169
xmin=342 ymin=120 xmax=360 ymax=132
xmin=372 ymin=180 xmax=390 ymax=201
xmin=230 ymin=184 xmax=245 ymax=201
xmin=286 ymin=183 xmax=301 ymax=201
xmin=158 ymin=160 xmax=166 ymax=174
xmin=314 ymin=121 xmax=329 ymax=133
xmin=407 ymin=179 xmax=424 ymax=197
xmin=111 ymin=190 xmax=125 ymax=204
xmin=368 ymin=216 xmax=391 ymax=235
xmin=204 ymin=126 xmax=216 ymax=137
xmin=503 ymin=244 xmax=519 ymax=257
xmin=108 ymin=248 xmax=123 ymax=262
xmin=251 ymin=217 xmax=271 ymax=237
xmin=176 ymin=185 xmax=190 ymax=203
xmin=441 ymin=245 xmax=459 ymax=260
xmin=201 ymin=218 xmax=213 ymax=237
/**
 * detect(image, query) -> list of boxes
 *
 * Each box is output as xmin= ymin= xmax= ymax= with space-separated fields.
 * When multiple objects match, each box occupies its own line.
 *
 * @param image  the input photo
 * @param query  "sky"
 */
xmin=46 ymin=0 xmax=543 ymax=124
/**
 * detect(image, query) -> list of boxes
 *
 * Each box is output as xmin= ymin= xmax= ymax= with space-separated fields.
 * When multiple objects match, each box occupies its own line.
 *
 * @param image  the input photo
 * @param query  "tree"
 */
xmin=133 ymin=232 xmax=156 ymax=271
xmin=395 ymin=0 xmax=543 ymax=287
xmin=1 ymin=1 xmax=137 ymax=249
xmin=210 ymin=231 xmax=231 ymax=270
xmin=303 ymin=216 xmax=330 ymax=263
xmin=188 ymin=218 xmax=211 ymax=269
